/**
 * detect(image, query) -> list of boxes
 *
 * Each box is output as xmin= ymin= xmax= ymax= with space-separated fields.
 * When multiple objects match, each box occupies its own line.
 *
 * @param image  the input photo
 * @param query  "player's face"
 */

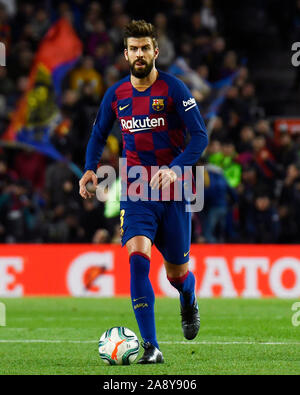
xmin=124 ymin=37 xmax=159 ymax=78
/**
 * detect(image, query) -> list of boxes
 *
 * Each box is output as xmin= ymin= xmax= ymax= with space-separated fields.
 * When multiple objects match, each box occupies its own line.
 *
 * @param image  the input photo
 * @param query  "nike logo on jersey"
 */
xmin=119 ymin=104 xmax=130 ymax=111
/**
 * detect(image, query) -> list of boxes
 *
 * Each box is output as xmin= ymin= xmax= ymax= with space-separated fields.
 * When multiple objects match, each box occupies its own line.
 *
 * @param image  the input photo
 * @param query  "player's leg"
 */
xmin=164 ymin=260 xmax=195 ymax=306
xmin=126 ymin=235 xmax=163 ymax=364
xmin=120 ymin=201 xmax=164 ymax=363
xmin=126 ymin=235 xmax=156 ymax=347
xmin=164 ymin=259 xmax=200 ymax=340
xmin=155 ymin=200 xmax=200 ymax=340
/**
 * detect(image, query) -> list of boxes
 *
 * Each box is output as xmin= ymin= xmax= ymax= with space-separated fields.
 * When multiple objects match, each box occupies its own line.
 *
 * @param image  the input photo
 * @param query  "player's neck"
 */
xmin=130 ymin=67 xmax=158 ymax=92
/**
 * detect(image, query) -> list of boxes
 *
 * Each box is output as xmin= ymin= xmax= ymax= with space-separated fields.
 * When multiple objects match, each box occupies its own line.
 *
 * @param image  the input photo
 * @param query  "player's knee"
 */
xmin=164 ymin=261 xmax=189 ymax=279
xmin=126 ymin=236 xmax=151 ymax=259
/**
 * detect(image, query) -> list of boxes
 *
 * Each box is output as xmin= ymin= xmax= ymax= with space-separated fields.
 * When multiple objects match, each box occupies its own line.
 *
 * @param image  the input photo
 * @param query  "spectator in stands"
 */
xmin=79 ymin=198 xmax=107 ymax=243
xmin=244 ymin=189 xmax=280 ymax=243
xmin=109 ymin=13 xmax=130 ymax=51
xmin=93 ymin=41 xmax=114 ymax=74
xmin=251 ymin=134 xmax=282 ymax=185
xmin=154 ymin=13 xmax=175 ymax=70
xmin=86 ymin=19 xmax=110 ymax=57
xmin=70 ymin=56 xmax=104 ymax=98
xmin=218 ymin=86 xmax=243 ymax=134
xmin=9 ymin=46 xmax=34 ymax=81
xmin=13 ymin=148 xmax=46 ymax=192
xmin=201 ymin=162 xmax=237 ymax=243
xmin=236 ymin=125 xmax=255 ymax=154
xmin=2 ymin=179 xmax=42 ymax=243
xmin=0 ymin=66 xmax=15 ymax=97
xmin=44 ymin=203 xmax=69 ymax=243
xmin=237 ymin=165 xmax=256 ymax=238
xmin=70 ymin=83 xmax=100 ymax=167
xmin=276 ymin=131 xmax=299 ymax=170
xmin=92 ymin=228 xmax=110 ymax=243
xmin=208 ymin=140 xmax=242 ymax=188
xmin=167 ymin=0 xmax=189 ymax=47
xmin=278 ymin=163 xmax=300 ymax=243
xmin=200 ymin=0 xmax=218 ymax=33
xmin=29 ymin=8 xmax=50 ymax=41
xmin=209 ymin=116 xmax=228 ymax=143
xmin=255 ymin=119 xmax=277 ymax=153
xmin=219 ymin=50 xmax=238 ymax=79
xmin=45 ymin=157 xmax=75 ymax=208
xmin=204 ymin=36 xmax=226 ymax=81
xmin=239 ymin=82 xmax=259 ymax=123
xmin=83 ymin=1 xmax=103 ymax=35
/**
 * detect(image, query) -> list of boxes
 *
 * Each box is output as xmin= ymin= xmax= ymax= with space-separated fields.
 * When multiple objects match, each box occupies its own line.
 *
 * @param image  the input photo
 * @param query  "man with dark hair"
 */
xmin=79 ymin=20 xmax=208 ymax=363
xmin=123 ymin=19 xmax=158 ymax=53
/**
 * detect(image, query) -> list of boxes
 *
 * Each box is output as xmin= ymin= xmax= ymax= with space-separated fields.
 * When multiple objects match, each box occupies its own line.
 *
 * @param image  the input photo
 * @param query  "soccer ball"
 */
xmin=98 ymin=326 xmax=140 ymax=365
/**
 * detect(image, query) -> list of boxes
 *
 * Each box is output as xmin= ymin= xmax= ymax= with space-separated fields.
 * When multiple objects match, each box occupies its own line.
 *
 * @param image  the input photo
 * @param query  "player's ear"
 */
xmin=124 ymin=48 xmax=128 ymax=61
xmin=154 ymin=47 xmax=159 ymax=60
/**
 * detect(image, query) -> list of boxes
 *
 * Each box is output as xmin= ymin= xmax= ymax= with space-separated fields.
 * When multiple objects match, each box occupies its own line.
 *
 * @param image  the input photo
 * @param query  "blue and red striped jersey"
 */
xmin=84 ymin=70 xmax=208 ymax=199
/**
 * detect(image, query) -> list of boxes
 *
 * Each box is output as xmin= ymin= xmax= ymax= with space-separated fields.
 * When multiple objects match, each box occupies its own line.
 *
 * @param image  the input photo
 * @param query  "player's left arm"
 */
xmin=169 ymin=78 xmax=208 ymax=169
xmin=150 ymin=78 xmax=208 ymax=190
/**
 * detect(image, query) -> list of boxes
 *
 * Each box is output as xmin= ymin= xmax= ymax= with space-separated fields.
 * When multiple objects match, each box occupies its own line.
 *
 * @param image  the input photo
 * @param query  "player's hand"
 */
xmin=150 ymin=168 xmax=177 ymax=190
xmin=79 ymin=170 xmax=98 ymax=199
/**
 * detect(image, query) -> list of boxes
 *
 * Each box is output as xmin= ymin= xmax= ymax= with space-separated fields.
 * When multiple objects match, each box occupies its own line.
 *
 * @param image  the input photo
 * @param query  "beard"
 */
xmin=129 ymin=57 xmax=154 ymax=78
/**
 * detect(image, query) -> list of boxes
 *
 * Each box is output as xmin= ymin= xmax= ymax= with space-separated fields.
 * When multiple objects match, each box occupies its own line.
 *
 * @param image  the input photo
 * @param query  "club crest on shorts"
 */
xmin=152 ymin=98 xmax=164 ymax=111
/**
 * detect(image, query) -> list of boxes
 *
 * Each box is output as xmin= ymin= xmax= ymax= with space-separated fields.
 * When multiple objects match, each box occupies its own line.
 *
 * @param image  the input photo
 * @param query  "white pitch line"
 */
xmin=160 ymin=341 xmax=300 ymax=345
xmin=0 ymin=340 xmax=299 ymax=345
xmin=0 ymin=340 xmax=95 ymax=343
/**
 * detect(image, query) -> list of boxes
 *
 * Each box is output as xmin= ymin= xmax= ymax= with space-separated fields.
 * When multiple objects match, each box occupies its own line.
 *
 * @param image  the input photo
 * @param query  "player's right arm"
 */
xmin=79 ymin=86 xmax=116 ymax=199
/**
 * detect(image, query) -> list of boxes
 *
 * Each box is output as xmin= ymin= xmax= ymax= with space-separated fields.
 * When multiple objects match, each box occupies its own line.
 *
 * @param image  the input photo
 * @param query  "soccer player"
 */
xmin=79 ymin=20 xmax=208 ymax=364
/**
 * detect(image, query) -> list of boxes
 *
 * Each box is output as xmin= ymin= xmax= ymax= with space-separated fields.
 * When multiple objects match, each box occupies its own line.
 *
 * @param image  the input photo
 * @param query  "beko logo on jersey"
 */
xmin=183 ymin=97 xmax=197 ymax=111
xmin=120 ymin=117 xmax=165 ymax=132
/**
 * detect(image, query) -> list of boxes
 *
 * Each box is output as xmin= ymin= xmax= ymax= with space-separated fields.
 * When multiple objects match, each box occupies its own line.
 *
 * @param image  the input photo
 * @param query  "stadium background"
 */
xmin=0 ymin=0 xmax=300 ymax=299
xmin=0 ymin=0 xmax=300 ymax=377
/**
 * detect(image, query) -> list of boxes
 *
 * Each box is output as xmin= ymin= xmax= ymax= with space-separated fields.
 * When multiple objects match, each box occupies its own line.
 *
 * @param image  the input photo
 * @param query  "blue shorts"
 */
xmin=120 ymin=200 xmax=191 ymax=265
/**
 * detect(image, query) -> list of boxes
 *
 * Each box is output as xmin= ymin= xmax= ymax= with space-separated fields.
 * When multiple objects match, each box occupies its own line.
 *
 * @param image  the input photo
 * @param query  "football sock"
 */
xmin=168 ymin=270 xmax=196 ymax=307
xmin=129 ymin=252 xmax=159 ymax=349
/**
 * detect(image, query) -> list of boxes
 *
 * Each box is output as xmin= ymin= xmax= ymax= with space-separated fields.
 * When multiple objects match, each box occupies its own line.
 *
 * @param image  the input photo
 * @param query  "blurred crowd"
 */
xmin=1 ymin=0 xmax=300 ymax=244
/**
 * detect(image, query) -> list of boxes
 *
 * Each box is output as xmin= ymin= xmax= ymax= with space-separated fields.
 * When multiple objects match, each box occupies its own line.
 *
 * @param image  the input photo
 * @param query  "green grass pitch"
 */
xmin=0 ymin=297 xmax=299 ymax=375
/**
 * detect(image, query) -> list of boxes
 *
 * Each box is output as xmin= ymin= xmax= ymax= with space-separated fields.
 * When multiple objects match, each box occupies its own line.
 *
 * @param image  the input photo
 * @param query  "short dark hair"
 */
xmin=124 ymin=20 xmax=158 ymax=49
